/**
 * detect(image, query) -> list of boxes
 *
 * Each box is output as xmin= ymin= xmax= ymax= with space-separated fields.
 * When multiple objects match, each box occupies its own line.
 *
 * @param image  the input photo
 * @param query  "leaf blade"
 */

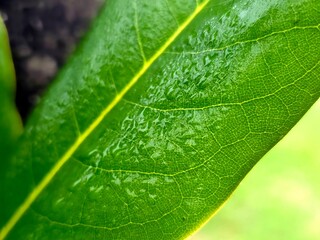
xmin=0 ymin=1 xmax=210 ymax=239
xmin=1 ymin=0 xmax=320 ymax=239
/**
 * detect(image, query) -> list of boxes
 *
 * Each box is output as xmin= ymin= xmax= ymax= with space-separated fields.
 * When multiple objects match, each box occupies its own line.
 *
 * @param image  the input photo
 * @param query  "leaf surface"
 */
xmin=1 ymin=0 xmax=320 ymax=239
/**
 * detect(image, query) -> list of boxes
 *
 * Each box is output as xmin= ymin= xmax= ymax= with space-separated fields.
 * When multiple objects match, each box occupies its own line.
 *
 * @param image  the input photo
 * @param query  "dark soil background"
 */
xmin=0 ymin=0 xmax=104 ymax=122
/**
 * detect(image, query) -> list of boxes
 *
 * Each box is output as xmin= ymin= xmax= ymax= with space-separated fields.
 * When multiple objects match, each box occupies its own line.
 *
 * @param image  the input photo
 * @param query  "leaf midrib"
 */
xmin=0 ymin=1 xmax=210 ymax=238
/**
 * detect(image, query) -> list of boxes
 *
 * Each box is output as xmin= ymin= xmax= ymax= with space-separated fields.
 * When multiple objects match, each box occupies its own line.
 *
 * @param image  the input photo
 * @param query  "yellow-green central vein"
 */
xmin=0 ymin=1 xmax=209 ymax=239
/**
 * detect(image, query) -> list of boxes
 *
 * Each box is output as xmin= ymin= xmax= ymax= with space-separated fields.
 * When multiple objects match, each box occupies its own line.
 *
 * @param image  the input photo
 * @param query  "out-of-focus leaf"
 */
xmin=0 ymin=18 xmax=22 ymax=164
xmin=1 ymin=0 xmax=319 ymax=239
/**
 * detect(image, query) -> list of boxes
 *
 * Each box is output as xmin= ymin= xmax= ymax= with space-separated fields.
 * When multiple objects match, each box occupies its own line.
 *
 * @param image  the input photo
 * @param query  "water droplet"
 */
xmin=126 ymin=188 xmax=137 ymax=197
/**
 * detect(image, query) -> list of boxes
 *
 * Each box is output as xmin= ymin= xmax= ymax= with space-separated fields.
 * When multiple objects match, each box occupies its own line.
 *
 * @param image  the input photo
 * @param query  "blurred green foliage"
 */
xmin=0 ymin=18 xmax=22 ymax=163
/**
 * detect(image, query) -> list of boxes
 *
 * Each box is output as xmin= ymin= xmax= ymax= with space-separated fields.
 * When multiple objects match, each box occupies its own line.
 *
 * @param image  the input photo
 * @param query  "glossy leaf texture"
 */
xmin=0 ymin=18 xmax=22 ymax=166
xmin=1 ymin=0 xmax=320 ymax=239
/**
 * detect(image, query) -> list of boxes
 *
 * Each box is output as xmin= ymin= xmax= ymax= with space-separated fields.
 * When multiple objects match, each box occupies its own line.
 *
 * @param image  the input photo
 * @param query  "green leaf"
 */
xmin=1 ymin=0 xmax=319 ymax=239
xmin=193 ymin=100 xmax=320 ymax=239
xmin=0 ymin=18 xmax=22 ymax=164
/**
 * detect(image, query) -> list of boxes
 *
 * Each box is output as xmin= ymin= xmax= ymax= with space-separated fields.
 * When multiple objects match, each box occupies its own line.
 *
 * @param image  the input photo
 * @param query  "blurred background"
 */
xmin=1 ymin=1 xmax=319 ymax=239
xmin=0 ymin=0 xmax=103 ymax=120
